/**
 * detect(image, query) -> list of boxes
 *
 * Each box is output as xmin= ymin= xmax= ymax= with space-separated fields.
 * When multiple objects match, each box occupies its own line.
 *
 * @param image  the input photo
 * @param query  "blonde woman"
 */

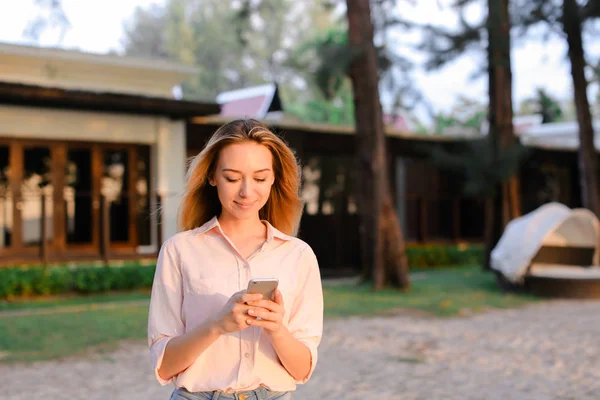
xmin=148 ymin=119 xmax=323 ymax=400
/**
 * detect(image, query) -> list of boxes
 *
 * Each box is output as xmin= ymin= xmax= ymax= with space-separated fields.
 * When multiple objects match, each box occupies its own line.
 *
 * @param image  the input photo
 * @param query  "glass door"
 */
xmin=0 ymin=141 xmax=148 ymax=259
xmin=102 ymin=147 xmax=132 ymax=246
xmin=21 ymin=145 xmax=53 ymax=247
xmin=64 ymin=144 xmax=138 ymax=252
xmin=65 ymin=147 xmax=94 ymax=247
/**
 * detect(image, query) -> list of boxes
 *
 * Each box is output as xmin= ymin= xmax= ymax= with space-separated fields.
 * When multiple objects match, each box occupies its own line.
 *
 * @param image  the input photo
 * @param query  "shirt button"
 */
xmin=244 ymin=353 xmax=250 ymax=358
xmin=244 ymin=263 xmax=249 ymax=268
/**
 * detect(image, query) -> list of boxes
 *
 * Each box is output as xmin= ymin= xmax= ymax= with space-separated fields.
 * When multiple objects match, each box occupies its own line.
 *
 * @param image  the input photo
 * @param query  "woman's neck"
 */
xmin=217 ymin=214 xmax=266 ymax=240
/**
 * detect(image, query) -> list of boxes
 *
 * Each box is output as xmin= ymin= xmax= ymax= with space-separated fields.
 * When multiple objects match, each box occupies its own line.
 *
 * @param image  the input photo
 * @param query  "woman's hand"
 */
xmin=246 ymin=289 xmax=285 ymax=337
xmin=212 ymin=291 xmax=263 ymax=335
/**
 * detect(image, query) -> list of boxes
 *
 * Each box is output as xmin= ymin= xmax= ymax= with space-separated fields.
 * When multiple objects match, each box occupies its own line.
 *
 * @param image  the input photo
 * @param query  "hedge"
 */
xmin=406 ymin=244 xmax=484 ymax=269
xmin=0 ymin=264 xmax=156 ymax=300
xmin=0 ymin=245 xmax=483 ymax=300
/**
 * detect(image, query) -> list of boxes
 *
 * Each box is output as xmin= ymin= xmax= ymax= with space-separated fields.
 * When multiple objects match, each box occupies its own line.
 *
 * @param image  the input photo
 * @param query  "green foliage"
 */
xmin=289 ymin=27 xmax=358 ymax=100
xmin=427 ymin=109 xmax=487 ymax=135
xmin=285 ymin=27 xmax=357 ymax=125
xmin=520 ymin=88 xmax=563 ymax=123
xmin=406 ymin=245 xmax=484 ymax=269
xmin=0 ymin=264 xmax=156 ymax=300
xmin=286 ymin=95 xmax=355 ymax=125
xmin=121 ymin=4 xmax=169 ymax=59
xmin=285 ymin=79 xmax=355 ymax=125
xmin=429 ymin=135 xmax=530 ymax=197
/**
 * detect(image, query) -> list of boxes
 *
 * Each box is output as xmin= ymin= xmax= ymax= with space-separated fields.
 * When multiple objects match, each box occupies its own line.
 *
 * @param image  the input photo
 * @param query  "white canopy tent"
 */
xmin=491 ymin=202 xmax=600 ymax=283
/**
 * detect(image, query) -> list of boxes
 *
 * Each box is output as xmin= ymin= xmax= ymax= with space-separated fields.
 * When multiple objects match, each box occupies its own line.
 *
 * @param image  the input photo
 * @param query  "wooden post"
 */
xmin=10 ymin=141 xmax=23 ymax=251
xmin=51 ymin=145 xmax=66 ymax=253
xmin=101 ymin=195 xmax=110 ymax=266
xmin=452 ymin=197 xmax=461 ymax=242
xmin=419 ymin=197 xmax=428 ymax=243
xmin=91 ymin=145 xmax=102 ymax=250
xmin=40 ymin=192 xmax=48 ymax=266
xmin=128 ymin=147 xmax=138 ymax=247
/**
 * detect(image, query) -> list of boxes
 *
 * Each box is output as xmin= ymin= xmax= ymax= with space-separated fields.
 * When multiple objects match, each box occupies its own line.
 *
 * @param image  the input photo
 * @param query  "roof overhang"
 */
xmin=190 ymin=115 xmax=475 ymax=142
xmin=0 ymin=81 xmax=220 ymax=119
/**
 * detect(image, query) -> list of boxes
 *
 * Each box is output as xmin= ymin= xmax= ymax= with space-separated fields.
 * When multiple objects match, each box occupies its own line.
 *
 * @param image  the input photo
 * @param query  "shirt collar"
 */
xmin=193 ymin=216 xmax=220 ymax=236
xmin=262 ymin=219 xmax=293 ymax=243
xmin=194 ymin=216 xmax=292 ymax=242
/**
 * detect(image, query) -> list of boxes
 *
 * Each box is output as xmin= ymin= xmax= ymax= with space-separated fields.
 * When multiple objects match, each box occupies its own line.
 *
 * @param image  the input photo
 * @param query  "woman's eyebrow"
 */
xmin=221 ymin=168 xmax=271 ymax=173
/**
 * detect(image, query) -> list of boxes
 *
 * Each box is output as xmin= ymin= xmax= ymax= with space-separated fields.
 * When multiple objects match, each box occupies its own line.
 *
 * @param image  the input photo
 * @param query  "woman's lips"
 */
xmin=234 ymin=201 xmax=255 ymax=209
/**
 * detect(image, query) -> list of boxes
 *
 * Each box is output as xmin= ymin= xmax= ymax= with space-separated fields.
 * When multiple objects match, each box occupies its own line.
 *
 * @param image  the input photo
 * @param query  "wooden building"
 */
xmin=0 ymin=43 xmax=219 ymax=265
xmin=1 ymin=45 xmax=592 ymax=276
xmin=188 ymin=88 xmax=598 ymax=275
xmin=188 ymin=115 xmax=485 ymax=275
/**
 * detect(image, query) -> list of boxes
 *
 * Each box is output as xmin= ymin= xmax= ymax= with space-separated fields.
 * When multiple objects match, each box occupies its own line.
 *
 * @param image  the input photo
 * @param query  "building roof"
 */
xmin=191 ymin=114 xmax=473 ymax=142
xmin=0 ymin=81 xmax=220 ymax=119
xmin=216 ymin=84 xmax=283 ymax=119
xmin=0 ymin=42 xmax=198 ymax=99
xmin=518 ymin=119 xmax=600 ymax=151
xmin=0 ymin=42 xmax=198 ymax=75
xmin=382 ymin=112 xmax=412 ymax=133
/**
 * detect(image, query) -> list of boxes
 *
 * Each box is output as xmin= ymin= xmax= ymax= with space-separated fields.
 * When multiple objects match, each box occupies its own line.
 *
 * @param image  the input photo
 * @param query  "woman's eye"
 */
xmin=225 ymin=177 xmax=239 ymax=183
xmin=255 ymin=178 xmax=266 ymax=183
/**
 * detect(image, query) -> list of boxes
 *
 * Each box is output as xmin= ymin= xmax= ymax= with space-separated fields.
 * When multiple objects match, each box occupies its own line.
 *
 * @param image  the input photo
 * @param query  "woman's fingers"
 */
xmin=247 ymin=307 xmax=281 ymax=323
xmin=238 ymin=292 xmax=263 ymax=304
xmin=273 ymin=289 xmax=283 ymax=305
xmin=247 ymin=299 xmax=283 ymax=313
xmin=247 ymin=318 xmax=279 ymax=331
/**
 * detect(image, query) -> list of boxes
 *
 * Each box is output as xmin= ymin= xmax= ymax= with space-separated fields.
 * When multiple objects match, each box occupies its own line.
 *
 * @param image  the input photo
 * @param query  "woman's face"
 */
xmin=211 ymin=141 xmax=275 ymax=221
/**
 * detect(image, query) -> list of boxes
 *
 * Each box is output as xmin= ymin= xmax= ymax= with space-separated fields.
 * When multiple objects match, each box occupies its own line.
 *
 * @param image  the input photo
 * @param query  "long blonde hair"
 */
xmin=178 ymin=119 xmax=303 ymax=236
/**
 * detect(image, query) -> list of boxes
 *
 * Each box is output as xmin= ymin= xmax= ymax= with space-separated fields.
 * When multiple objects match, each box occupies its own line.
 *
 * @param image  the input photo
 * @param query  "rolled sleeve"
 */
xmin=287 ymin=246 xmax=324 ymax=384
xmin=149 ymin=336 xmax=175 ymax=385
xmin=148 ymin=240 xmax=185 ymax=386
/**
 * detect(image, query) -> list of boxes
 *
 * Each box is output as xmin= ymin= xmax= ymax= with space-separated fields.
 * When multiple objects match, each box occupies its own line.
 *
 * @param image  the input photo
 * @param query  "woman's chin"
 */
xmin=229 ymin=206 xmax=258 ymax=219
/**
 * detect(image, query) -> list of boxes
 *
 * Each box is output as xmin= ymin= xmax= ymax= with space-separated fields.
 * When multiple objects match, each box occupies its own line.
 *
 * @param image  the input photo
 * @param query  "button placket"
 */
xmin=237 ymin=258 xmax=253 ymax=388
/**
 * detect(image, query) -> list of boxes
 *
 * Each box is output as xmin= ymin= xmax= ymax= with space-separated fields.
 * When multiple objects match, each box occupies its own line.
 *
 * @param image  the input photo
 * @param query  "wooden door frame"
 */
xmin=0 ymin=137 xmax=145 ymax=261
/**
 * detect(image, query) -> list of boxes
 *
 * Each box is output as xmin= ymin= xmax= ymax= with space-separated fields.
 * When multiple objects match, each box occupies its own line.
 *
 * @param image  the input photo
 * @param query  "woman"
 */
xmin=148 ymin=119 xmax=324 ymax=400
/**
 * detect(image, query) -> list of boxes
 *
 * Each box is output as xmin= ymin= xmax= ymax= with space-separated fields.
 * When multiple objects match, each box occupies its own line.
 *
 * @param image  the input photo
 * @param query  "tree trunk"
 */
xmin=563 ymin=0 xmax=600 ymax=217
xmin=483 ymin=196 xmax=496 ymax=270
xmin=484 ymin=0 xmax=520 ymax=269
xmin=346 ymin=0 xmax=410 ymax=290
xmin=381 ymin=194 xmax=410 ymax=288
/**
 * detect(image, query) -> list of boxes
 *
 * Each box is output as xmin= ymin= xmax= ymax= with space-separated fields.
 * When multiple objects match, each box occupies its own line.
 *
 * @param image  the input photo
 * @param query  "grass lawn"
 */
xmin=324 ymin=266 xmax=539 ymax=318
xmin=0 ymin=265 xmax=539 ymax=363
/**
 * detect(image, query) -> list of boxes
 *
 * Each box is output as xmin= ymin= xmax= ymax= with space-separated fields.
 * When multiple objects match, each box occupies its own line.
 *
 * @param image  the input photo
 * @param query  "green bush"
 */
xmin=0 ymin=263 xmax=156 ymax=300
xmin=0 ymin=245 xmax=482 ymax=299
xmin=406 ymin=244 xmax=484 ymax=269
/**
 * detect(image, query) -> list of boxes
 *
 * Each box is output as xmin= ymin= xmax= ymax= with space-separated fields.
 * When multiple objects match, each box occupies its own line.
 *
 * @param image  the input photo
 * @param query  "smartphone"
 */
xmin=247 ymin=278 xmax=279 ymax=300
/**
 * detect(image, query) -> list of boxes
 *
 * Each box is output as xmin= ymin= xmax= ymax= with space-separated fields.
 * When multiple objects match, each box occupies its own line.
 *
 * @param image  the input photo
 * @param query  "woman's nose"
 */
xmin=239 ymin=179 xmax=250 ymax=197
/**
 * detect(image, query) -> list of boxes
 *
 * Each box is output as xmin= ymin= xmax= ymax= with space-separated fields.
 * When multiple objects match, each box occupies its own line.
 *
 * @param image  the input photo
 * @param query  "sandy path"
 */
xmin=1 ymin=300 xmax=599 ymax=400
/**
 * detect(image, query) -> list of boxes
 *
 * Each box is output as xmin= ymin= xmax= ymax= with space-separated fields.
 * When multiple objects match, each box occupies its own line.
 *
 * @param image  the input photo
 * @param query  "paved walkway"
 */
xmin=1 ymin=299 xmax=599 ymax=400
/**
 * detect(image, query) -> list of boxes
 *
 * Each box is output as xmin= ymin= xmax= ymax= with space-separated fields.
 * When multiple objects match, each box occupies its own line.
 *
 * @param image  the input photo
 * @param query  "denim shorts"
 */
xmin=170 ymin=386 xmax=293 ymax=400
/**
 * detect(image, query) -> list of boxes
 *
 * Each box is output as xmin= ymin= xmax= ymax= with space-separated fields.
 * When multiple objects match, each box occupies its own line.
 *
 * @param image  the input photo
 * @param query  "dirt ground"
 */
xmin=1 ymin=300 xmax=599 ymax=400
